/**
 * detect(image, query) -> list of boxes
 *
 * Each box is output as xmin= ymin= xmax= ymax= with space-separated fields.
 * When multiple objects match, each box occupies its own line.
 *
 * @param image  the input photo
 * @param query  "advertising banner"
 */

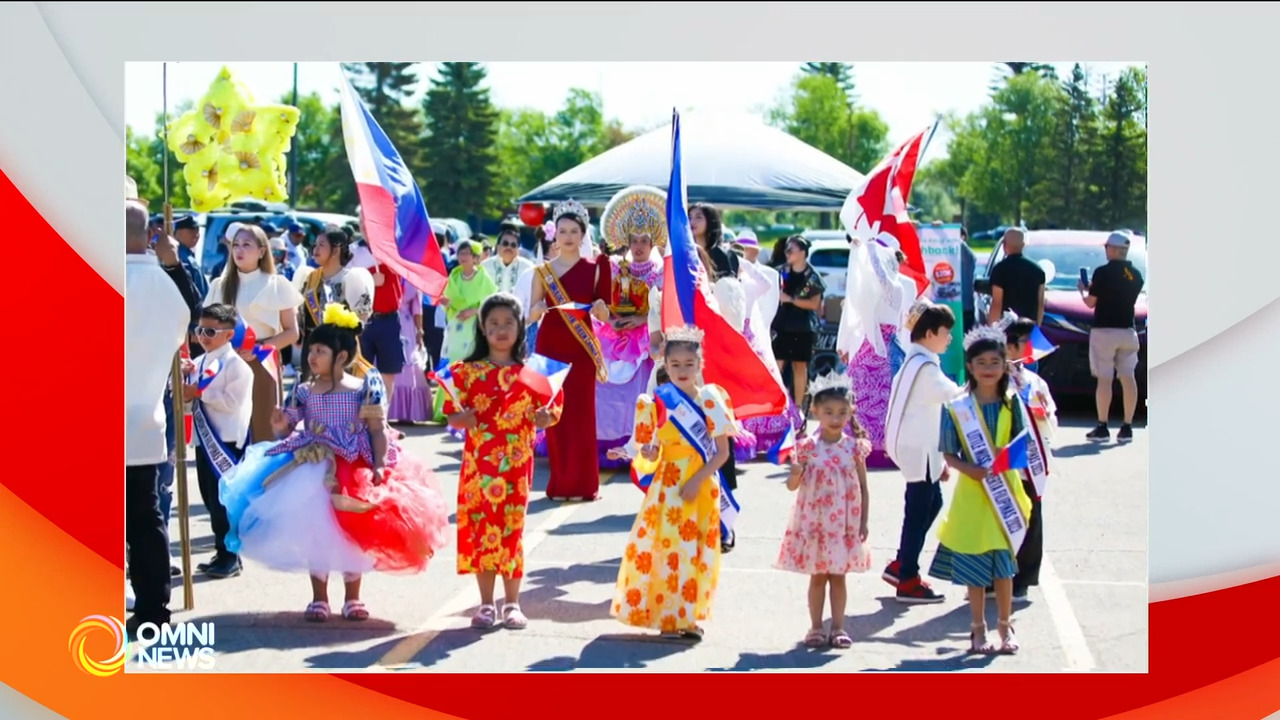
xmin=917 ymin=223 xmax=966 ymax=383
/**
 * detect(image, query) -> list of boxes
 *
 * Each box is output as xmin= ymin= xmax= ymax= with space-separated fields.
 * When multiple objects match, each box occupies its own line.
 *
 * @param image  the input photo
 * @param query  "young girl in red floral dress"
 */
xmin=446 ymin=293 xmax=561 ymax=630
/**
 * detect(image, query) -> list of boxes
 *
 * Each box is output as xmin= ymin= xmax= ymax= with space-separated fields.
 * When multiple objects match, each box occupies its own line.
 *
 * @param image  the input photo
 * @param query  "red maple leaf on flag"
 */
xmin=843 ymin=125 xmax=933 ymax=296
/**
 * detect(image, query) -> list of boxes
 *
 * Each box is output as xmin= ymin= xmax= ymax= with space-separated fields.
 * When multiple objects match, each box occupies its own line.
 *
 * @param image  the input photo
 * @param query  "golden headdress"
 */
xmin=602 ymin=185 xmax=669 ymax=251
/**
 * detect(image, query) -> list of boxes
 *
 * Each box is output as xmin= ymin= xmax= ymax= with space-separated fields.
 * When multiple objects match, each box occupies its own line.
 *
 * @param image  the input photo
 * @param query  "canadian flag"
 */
xmin=840 ymin=123 xmax=936 ymax=297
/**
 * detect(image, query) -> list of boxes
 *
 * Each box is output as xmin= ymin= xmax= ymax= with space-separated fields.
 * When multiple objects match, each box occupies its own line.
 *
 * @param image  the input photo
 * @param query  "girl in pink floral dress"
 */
xmin=776 ymin=373 xmax=872 ymax=649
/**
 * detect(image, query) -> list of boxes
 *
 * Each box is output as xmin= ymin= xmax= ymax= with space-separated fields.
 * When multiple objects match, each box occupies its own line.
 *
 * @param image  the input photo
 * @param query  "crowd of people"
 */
xmin=124 ymin=173 xmax=1145 ymax=655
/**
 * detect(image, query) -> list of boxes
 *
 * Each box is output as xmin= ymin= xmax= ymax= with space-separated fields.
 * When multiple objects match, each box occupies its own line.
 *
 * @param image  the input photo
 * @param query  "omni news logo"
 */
xmin=68 ymin=615 xmax=217 ymax=674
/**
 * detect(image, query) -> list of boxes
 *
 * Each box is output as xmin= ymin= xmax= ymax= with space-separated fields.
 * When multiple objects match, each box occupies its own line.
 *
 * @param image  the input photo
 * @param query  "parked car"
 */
xmin=200 ymin=209 xmax=358 ymax=272
xmin=973 ymin=229 xmax=1149 ymax=398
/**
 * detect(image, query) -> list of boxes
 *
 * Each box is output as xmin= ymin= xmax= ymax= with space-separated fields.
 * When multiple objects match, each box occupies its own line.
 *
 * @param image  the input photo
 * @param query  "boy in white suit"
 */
xmin=881 ymin=301 xmax=964 ymax=604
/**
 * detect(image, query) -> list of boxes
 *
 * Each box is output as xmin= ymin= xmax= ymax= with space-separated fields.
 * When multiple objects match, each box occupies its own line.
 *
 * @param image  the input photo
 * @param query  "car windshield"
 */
xmin=1022 ymin=243 xmax=1149 ymax=293
xmin=809 ymin=248 xmax=849 ymax=269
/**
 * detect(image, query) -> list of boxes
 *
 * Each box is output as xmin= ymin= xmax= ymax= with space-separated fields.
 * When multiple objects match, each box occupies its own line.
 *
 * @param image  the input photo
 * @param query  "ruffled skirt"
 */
xmin=220 ymin=442 xmax=451 ymax=576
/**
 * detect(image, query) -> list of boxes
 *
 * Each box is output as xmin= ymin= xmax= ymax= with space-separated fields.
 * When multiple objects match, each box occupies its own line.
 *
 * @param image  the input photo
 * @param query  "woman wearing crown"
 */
xmin=528 ymin=199 xmax=615 ymax=501
xmin=593 ymin=186 xmax=669 ymax=469
xmin=218 ymin=303 xmax=451 ymax=622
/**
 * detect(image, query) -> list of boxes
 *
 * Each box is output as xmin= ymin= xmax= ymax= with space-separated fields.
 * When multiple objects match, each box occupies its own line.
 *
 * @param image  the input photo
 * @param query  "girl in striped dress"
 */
xmin=928 ymin=325 xmax=1033 ymax=655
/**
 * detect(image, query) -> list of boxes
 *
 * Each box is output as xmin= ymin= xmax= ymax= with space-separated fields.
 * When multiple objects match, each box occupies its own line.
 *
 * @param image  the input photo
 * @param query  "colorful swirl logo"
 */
xmin=68 ymin=615 xmax=128 ymax=677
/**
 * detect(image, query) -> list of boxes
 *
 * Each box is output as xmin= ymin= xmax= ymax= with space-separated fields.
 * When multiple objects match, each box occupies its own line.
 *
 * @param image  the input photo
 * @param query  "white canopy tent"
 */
xmin=517 ymin=111 xmax=867 ymax=211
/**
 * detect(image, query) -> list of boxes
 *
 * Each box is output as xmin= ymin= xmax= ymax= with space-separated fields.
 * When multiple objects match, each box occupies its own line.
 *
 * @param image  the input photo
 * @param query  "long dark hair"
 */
xmin=964 ymin=337 xmax=1011 ymax=405
xmin=689 ymin=202 xmax=722 ymax=278
xmin=319 ymin=226 xmax=355 ymax=266
xmin=464 ymin=293 xmax=528 ymax=364
xmin=811 ymin=385 xmax=869 ymax=440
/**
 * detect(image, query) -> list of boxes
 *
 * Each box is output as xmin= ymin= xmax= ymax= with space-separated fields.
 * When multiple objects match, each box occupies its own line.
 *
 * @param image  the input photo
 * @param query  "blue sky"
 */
xmin=125 ymin=61 xmax=1141 ymax=159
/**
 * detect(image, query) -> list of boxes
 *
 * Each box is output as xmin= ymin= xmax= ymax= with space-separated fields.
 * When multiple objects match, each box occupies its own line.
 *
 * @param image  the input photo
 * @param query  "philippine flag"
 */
xmin=518 ymin=354 xmax=572 ymax=404
xmin=427 ymin=359 xmax=460 ymax=407
xmin=990 ymin=429 xmax=1033 ymax=474
xmin=659 ymin=109 xmax=787 ymax=420
xmin=338 ymin=68 xmax=449 ymax=302
xmin=231 ymin=317 xmax=278 ymax=380
xmin=1022 ymin=325 xmax=1057 ymax=363
xmin=766 ymin=425 xmax=796 ymax=465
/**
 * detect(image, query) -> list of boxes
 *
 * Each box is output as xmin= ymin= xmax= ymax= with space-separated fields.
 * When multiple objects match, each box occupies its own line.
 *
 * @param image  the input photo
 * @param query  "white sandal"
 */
xmin=502 ymin=603 xmax=528 ymax=630
xmin=471 ymin=604 xmax=498 ymax=630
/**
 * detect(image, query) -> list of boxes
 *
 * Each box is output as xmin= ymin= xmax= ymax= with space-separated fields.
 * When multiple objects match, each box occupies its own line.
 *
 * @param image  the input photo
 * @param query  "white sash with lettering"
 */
xmin=949 ymin=395 xmax=1028 ymax=553
xmin=189 ymin=359 xmax=245 ymax=480
xmin=1012 ymin=373 xmax=1050 ymax=497
xmin=655 ymin=383 xmax=740 ymax=539
xmin=883 ymin=351 xmax=932 ymax=466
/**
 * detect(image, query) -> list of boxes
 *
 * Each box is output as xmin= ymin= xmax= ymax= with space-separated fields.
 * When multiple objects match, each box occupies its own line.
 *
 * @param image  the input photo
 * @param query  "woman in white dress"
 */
xmin=205 ymin=224 xmax=304 ymax=443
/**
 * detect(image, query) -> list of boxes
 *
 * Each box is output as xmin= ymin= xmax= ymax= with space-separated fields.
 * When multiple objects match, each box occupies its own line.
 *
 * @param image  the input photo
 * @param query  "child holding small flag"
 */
xmin=776 ymin=372 xmax=873 ymax=649
xmin=928 ymin=325 xmax=1034 ymax=655
xmin=180 ymin=303 xmax=254 ymax=579
xmin=445 ymin=294 xmax=561 ymax=631
xmin=987 ymin=314 xmax=1059 ymax=602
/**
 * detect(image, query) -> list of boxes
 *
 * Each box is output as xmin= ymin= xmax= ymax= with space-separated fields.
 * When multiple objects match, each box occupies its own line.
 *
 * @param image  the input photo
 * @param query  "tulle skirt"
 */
xmin=219 ymin=442 xmax=450 ymax=576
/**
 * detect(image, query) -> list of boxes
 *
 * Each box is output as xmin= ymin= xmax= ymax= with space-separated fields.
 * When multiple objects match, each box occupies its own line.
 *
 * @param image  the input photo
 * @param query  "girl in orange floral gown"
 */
xmin=608 ymin=327 xmax=735 ymax=640
xmin=446 ymin=294 xmax=560 ymax=631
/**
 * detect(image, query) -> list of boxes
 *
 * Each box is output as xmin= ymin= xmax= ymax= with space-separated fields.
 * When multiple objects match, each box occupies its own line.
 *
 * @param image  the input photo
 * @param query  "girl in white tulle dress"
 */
xmin=776 ymin=372 xmax=873 ymax=649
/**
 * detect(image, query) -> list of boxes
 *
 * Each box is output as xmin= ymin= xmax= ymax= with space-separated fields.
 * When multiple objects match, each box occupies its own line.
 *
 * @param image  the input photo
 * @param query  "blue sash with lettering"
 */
xmin=653 ymin=383 xmax=741 ymax=541
xmin=189 ymin=359 xmax=247 ymax=479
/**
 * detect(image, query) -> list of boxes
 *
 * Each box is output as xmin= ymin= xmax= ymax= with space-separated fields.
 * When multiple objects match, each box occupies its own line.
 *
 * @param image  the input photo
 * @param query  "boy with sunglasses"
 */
xmin=180 ymin=303 xmax=254 ymax=579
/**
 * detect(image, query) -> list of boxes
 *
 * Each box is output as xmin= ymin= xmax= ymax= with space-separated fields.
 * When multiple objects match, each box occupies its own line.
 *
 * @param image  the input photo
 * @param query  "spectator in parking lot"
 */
xmin=482 ymin=223 xmax=535 ymax=296
xmin=986 ymin=228 xmax=1045 ymax=326
xmin=773 ymin=235 xmax=826 ymax=416
xmin=1080 ymin=231 xmax=1145 ymax=442
xmin=286 ymin=223 xmax=310 ymax=269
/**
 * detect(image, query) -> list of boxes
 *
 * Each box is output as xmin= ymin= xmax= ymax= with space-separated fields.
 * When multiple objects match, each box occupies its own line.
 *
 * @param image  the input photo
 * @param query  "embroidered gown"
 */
xmin=446 ymin=360 xmax=562 ymax=578
xmin=927 ymin=392 xmax=1035 ymax=588
xmin=776 ymin=433 xmax=873 ymax=575
xmin=594 ymin=256 xmax=662 ymax=468
xmin=219 ymin=370 xmax=451 ymax=575
xmin=612 ymin=384 xmax=735 ymax=633
xmin=534 ymin=257 xmax=613 ymax=500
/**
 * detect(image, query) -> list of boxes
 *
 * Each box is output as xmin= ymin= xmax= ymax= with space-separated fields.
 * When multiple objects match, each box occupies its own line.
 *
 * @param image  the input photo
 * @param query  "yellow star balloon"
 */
xmin=166 ymin=65 xmax=300 ymax=211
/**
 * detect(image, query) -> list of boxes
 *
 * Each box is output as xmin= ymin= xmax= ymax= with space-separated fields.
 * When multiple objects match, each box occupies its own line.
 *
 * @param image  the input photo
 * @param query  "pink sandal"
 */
xmin=304 ymin=601 xmax=330 ymax=623
xmin=342 ymin=599 xmax=369 ymax=621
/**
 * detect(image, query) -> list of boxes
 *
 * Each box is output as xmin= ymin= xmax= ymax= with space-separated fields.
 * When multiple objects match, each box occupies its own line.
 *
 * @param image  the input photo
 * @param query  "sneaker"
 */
xmin=204 ymin=554 xmax=242 ymax=579
xmin=896 ymin=577 xmax=944 ymax=604
xmin=721 ymin=530 xmax=736 ymax=554
xmin=1086 ymin=423 xmax=1110 ymax=442
xmin=1117 ymin=424 xmax=1133 ymax=442
xmin=196 ymin=553 xmax=220 ymax=573
xmin=1012 ymin=587 xmax=1031 ymax=604
xmin=882 ymin=560 xmax=902 ymax=587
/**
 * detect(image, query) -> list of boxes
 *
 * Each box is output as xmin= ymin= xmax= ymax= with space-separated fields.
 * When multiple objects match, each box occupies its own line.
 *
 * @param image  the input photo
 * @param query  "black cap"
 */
xmin=173 ymin=213 xmax=199 ymax=231
xmin=259 ymin=220 xmax=280 ymax=234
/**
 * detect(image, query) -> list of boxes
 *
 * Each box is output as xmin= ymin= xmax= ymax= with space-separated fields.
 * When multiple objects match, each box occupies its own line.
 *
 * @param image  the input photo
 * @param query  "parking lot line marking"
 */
xmin=376 ymin=501 xmax=583 ymax=668
xmin=1038 ymin=556 xmax=1098 ymax=672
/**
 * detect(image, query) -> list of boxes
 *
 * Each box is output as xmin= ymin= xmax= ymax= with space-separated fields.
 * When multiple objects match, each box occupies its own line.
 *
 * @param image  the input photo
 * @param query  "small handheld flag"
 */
xmin=194 ymin=359 xmax=223 ymax=392
xmin=766 ymin=424 xmax=796 ymax=465
xmin=1021 ymin=325 xmax=1057 ymax=363
xmin=231 ymin=318 xmax=276 ymax=365
xmin=549 ymin=302 xmax=593 ymax=313
xmin=428 ymin=359 xmax=460 ymax=407
xmin=990 ymin=429 xmax=1032 ymax=474
xmin=517 ymin=354 xmax=572 ymax=403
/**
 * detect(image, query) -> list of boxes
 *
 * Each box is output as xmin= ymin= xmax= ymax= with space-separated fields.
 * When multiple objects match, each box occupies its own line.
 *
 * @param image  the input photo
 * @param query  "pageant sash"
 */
xmin=538 ymin=264 xmax=609 ymax=383
xmin=654 ymin=383 xmax=741 ymax=541
xmin=303 ymin=270 xmax=327 ymax=327
xmin=1013 ymin=375 xmax=1051 ymax=498
xmin=192 ymin=401 xmax=243 ymax=479
xmin=883 ymin=351 xmax=932 ymax=467
xmin=949 ymin=395 xmax=1028 ymax=554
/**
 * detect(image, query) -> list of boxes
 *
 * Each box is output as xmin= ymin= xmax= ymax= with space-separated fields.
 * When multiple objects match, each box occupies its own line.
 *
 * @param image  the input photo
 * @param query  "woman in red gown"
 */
xmin=528 ymin=199 xmax=614 ymax=501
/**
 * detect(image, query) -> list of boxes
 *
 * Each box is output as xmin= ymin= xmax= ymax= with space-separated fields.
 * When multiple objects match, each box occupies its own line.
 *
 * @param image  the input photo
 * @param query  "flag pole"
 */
xmin=918 ymin=115 xmax=943 ymax=165
xmin=162 ymin=62 xmax=195 ymax=611
xmin=288 ymin=62 xmax=299 ymax=207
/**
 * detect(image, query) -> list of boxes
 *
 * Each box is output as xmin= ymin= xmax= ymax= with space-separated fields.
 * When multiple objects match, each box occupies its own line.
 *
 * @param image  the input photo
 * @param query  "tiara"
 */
xmin=809 ymin=371 xmax=853 ymax=397
xmin=963 ymin=324 xmax=1008 ymax=351
xmin=602 ymin=185 xmax=669 ymax=250
xmin=552 ymin=198 xmax=589 ymax=225
xmin=664 ymin=325 xmax=705 ymax=345
xmin=903 ymin=299 xmax=934 ymax=332
xmin=995 ymin=310 xmax=1020 ymax=330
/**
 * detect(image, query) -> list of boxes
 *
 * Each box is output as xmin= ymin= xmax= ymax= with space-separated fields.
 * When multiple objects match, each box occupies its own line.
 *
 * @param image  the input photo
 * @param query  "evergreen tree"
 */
xmin=801 ymin=62 xmax=856 ymax=102
xmin=420 ymin=62 xmax=501 ymax=219
xmin=1085 ymin=67 xmax=1147 ymax=230
xmin=341 ymin=63 xmax=427 ymax=187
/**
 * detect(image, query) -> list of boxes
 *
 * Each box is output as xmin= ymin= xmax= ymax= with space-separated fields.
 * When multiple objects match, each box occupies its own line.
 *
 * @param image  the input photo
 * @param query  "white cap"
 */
xmin=224 ymin=221 xmax=246 ymax=242
xmin=735 ymin=228 xmax=759 ymax=247
xmin=125 ymin=175 xmax=138 ymax=200
xmin=1105 ymin=231 xmax=1133 ymax=248
xmin=269 ymin=236 xmax=288 ymax=251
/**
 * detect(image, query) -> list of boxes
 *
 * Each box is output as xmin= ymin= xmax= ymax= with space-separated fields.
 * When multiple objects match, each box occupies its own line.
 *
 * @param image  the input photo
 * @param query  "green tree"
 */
xmin=420 ymin=62 xmax=501 ymax=219
xmin=279 ymin=92 xmax=350 ymax=211
xmin=148 ymin=102 xmax=194 ymax=209
xmin=801 ymin=62 xmax=856 ymax=100
xmin=341 ymin=62 xmax=427 ymax=186
xmin=125 ymin=125 xmax=164 ymax=208
xmin=1084 ymin=66 xmax=1147 ymax=230
xmin=769 ymin=73 xmax=889 ymax=173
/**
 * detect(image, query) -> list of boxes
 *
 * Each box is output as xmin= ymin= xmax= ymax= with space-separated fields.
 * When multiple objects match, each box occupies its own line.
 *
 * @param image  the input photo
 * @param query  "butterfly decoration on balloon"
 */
xmin=165 ymin=66 xmax=301 ymax=212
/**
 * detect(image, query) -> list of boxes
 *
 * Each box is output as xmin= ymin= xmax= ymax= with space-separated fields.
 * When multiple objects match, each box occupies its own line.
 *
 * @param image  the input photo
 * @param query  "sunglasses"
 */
xmin=499 ymin=240 xmax=519 ymax=248
xmin=193 ymin=327 xmax=232 ymax=339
